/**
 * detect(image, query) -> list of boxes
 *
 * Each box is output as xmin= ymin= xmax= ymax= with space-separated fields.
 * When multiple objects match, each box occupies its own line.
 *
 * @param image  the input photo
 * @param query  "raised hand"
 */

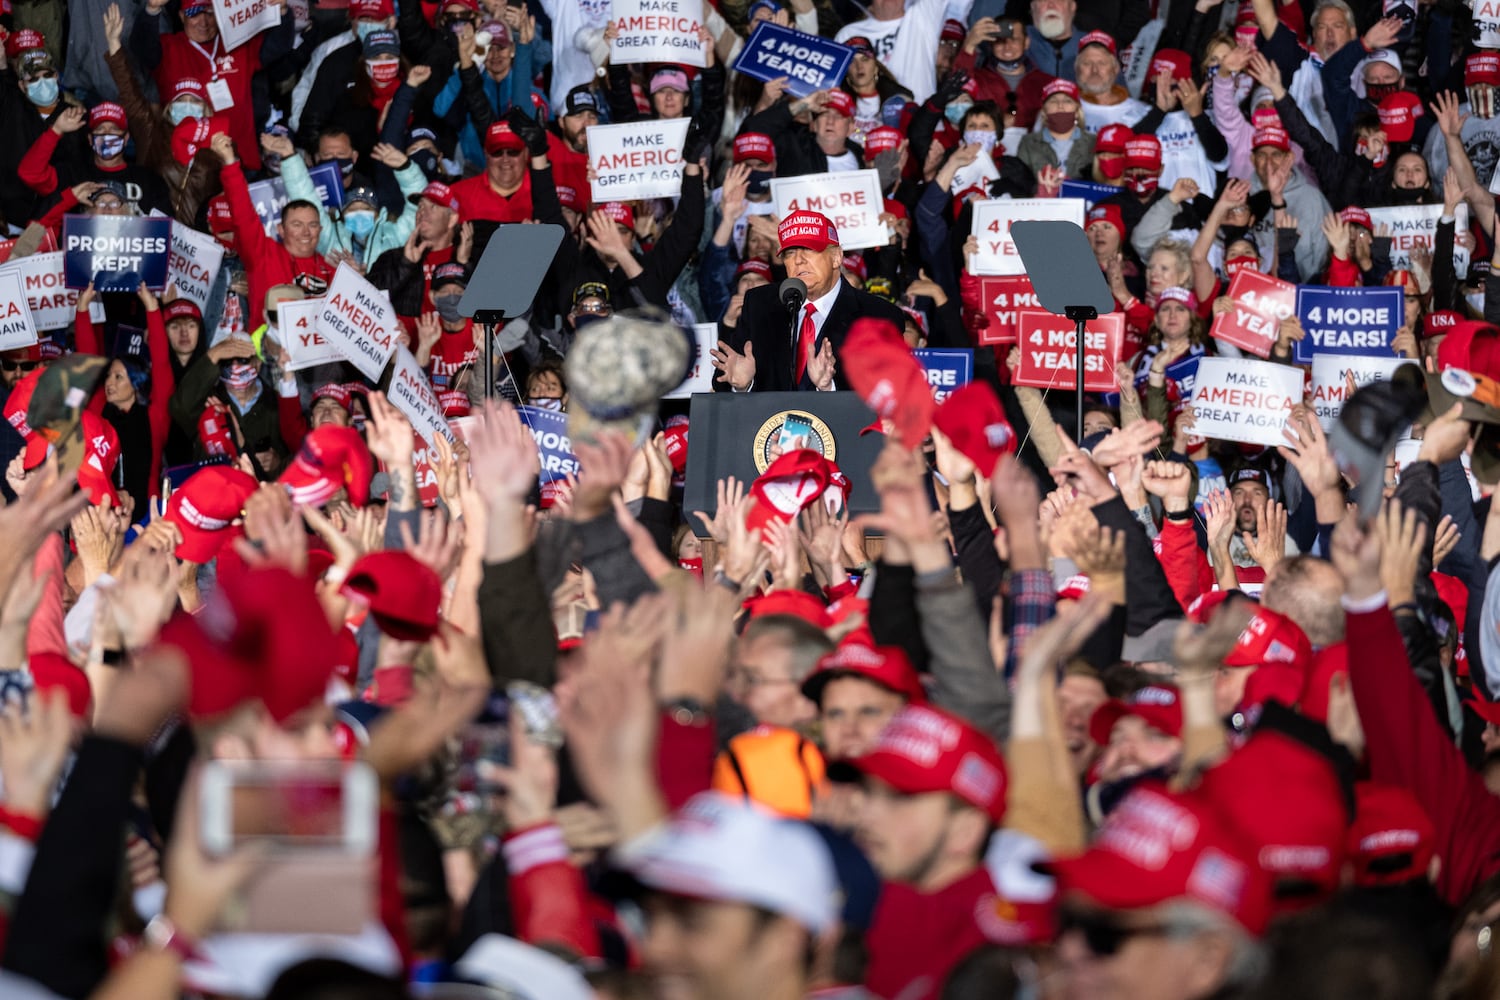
xmin=1141 ymin=459 xmax=1193 ymax=511
xmin=465 ymin=398 xmax=541 ymax=505
xmin=1242 ymin=498 xmax=1288 ymax=570
xmin=709 ymin=339 xmax=756 ymax=391
xmin=52 ymin=106 xmax=87 ymax=135
xmin=692 ymin=475 xmax=745 ymax=545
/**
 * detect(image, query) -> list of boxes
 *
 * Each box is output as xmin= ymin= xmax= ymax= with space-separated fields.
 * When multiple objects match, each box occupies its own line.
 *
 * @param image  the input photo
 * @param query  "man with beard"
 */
xmin=1024 ymin=0 xmax=1081 ymax=80
xmin=1216 ymin=466 xmax=1299 ymax=590
xmin=548 ymin=84 xmax=597 ymax=197
xmin=1086 ymin=682 xmax=1184 ymax=823
xmin=1425 ymin=54 xmax=1500 ymax=188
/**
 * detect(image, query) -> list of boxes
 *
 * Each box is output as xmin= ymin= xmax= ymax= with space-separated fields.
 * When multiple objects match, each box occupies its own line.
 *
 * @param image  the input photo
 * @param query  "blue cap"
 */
xmin=748 ymin=0 xmax=780 ymax=19
xmin=363 ymin=28 xmax=400 ymax=58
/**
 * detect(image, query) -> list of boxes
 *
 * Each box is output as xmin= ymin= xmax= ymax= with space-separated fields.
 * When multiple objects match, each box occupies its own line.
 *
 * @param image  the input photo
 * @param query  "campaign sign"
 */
xmin=62 ymin=216 xmax=171 ymax=292
xmin=1013 ymin=310 xmax=1124 ymax=393
xmin=665 ymin=323 xmax=716 ymax=399
xmin=1190 ymin=357 xmax=1303 ymax=446
xmin=588 ymin=119 xmax=691 ymax=203
xmin=167 ymin=222 xmax=225 ymax=313
xmin=732 ymin=21 xmax=854 ymax=99
xmin=977 ymin=275 xmax=1040 ymax=345
xmin=1310 ymin=356 xmax=1418 ymax=428
xmin=0 ymin=252 xmax=100 ymax=330
xmin=1368 ymin=203 xmax=1470 ymax=276
xmin=1211 ymin=269 xmax=1296 ymax=358
xmin=212 ymin=0 xmax=282 ymax=51
xmin=389 ymin=346 xmax=455 ymax=448
xmin=610 ymin=0 xmax=707 ymax=67
xmin=318 ymin=263 xmax=399 ymax=382
xmin=913 ymin=348 xmax=972 ymax=403
xmin=771 ymin=170 xmax=888 ymax=251
xmin=516 ymin=404 xmax=580 ymax=483
xmin=307 ymin=161 xmax=346 ymax=211
xmin=247 ymin=176 xmax=289 ymax=238
xmin=969 ymin=198 xmax=1087 ymax=276
xmin=277 ymin=297 xmax=342 ymax=371
xmin=1060 ymin=179 xmax=1120 ymax=208
xmin=1479 ymin=0 xmax=1500 ymax=47
xmin=0 ymin=230 xmax=57 ymax=265
xmin=0 ymin=271 xmax=38 ymax=351
xmin=1293 ymin=285 xmax=1402 ymax=363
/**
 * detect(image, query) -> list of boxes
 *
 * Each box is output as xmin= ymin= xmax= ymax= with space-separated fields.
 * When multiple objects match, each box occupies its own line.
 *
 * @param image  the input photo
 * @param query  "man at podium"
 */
xmin=710 ymin=211 xmax=908 ymax=392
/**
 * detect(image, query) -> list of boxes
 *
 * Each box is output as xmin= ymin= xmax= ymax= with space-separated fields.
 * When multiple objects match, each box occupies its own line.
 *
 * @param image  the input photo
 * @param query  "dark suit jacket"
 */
xmin=721 ymin=278 xmax=909 ymax=392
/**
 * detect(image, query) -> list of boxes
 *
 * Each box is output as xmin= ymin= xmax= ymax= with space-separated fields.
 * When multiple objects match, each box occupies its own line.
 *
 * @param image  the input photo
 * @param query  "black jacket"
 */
xmin=739 ymin=100 xmax=865 ymax=178
xmin=719 ymin=276 xmax=907 ymax=392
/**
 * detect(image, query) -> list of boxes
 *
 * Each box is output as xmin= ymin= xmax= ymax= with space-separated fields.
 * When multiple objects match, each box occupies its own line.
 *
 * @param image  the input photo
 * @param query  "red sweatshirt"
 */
xmin=451 ymin=171 xmax=534 ymax=224
xmin=219 ymin=161 xmax=335 ymax=332
xmin=1154 ymin=518 xmax=1215 ymax=610
xmin=503 ymin=822 xmax=603 ymax=958
xmin=1346 ymin=600 xmax=1500 ymax=906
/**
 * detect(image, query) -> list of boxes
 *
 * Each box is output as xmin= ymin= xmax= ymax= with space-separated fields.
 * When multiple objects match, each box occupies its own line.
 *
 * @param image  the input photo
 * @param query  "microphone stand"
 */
xmin=784 ymin=291 xmax=806 ymax=386
xmin=1064 ymin=305 xmax=1097 ymax=444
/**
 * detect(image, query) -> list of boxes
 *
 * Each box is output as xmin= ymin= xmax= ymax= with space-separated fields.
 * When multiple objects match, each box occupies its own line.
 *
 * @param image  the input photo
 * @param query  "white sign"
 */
xmin=588 ymin=119 xmax=691 ymax=202
xmin=276 ymin=297 xmax=342 ymax=371
xmin=610 ymin=0 xmax=706 ymax=67
xmin=950 ymin=150 xmax=1001 ymax=195
xmin=212 ymin=0 xmax=282 ymax=51
xmin=0 ymin=271 xmax=38 ymax=351
xmin=318 ymin=263 xmax=399 ymax=382
xmin=969 ymin=198 xmax=1087 ymax=276
xmin=665 ymin=323 xmax=716 ymax=398
xmin=167 ymin=222 xmax=224 ymax=314
xmin=388 ymin=345 xmax=455 ymax=447
xmin=1368 ymin=202 xmax=1470 ymax=277
xmin=1478 ymin=0 xmax=1500 ymax=48
xmin=771 ymin=169 xmax=889 ymax=251
xmin=1189 ymin=356 xmax=1304 ymax=446
xmin=0 ymin=252 xmax=101 ymax=330
xmin=1310 ymin=355 xmax=1417 ymax=428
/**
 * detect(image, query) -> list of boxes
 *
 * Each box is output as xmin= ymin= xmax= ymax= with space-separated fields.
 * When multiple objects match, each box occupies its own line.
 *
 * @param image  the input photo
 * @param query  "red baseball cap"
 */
xmin=1086 ymin=203 xmax=1126 ymax=238
xmin=1150 ymin=48 xmax=1193 ymax=82
xmin=159 ymin=565 xmax=343 ymax=723
xmin=1157 ymin=285 xmax=1198 ymax=310
xmin=841 ymin=318 xmax=934 ymax=447
xmin=89 ymin=101 xmax=127 ymax=129
xmin=940 ymin=18 xmax=966 ymax=42
xmin=801 ymin=641 xmax=926 ymax=705
xmin=1088 ymin=683 xmax=1183 ymax=746
xmin=1338 ymin=205 xmax=1373 ymax=231
xmin=778 ymin=210 xmax=840 ymax=255
xmin=1346 ymin=782 xmax=1434 ymax=888
xmin=742 ymin=588 xmax=833 ymax=629
xmin=1095 ymin=124 xmax=1133 ymax=155
xmin=933 ymin=381 xmax=1015 ymax=477
xmin=600 ymin=201 xmax=635 ymax=229
xmin=1468 ymin=52 xmax=1500 ymax=87
xmin=735 ymin=258 xmax=772 ymax=284
xmin=484 ymin=120 xmax=525 ymax=153
xmin=1377 ymin=91 xmax=1424 ymax=144
xmin=73 ymin=411 xmax=120 ymax=507
xmin=747 ymin=449 xmax=833 ymax=533
xmin=163 ymin=300 xmax=203 ymax=325
xmin=279 ymin=425 xmax=373 ymax=507
xmin=833 ymin=704 xmax=1008 ymax=824
xmin=343 ymin=551 xmax=443 ymax=641
xmin=1077 ymin=30 xmax=1116 ymax=55
xmin=841 ymin=253 xmax=868 ymax=280
xmin=411 ymin=180 xmax=460 ymax=212
xmin=823 ymin=90 xmax=855 ymax=119
xmin=350 ymin=0 xmax=395 ymax=18
xmin=1222 ymin=606 xmax=1313 ymax=673
xmin=1436 ymin=320 xmax=1500 ymax=381
xmin=864 ymin=126 xmax=903 ymax=157
xmin=662 ymin=417 xmax=689 ymax=474
xmin=28 ymin=652 xmax=92 ymax=719
xmin=167 ymin=78 xmax=209 ymax=103
xmin=5 ymin=28 xmax=45 ymax=60
xmin=555 ymin=184 xmax=582 ymax=211
xmin=164 ymin=465 xmax=259 ymax=564
xmin=1043 ymin=785 xmax=1274 ymax=935
xmin=1042 ymin=78 xmax=1080 ymax=102
xmin=1123 ymin=134 xmax=1162 ymax=170
xmin=311 ymin=382 xmax=353 ymax=410
xmin=1252 ymin=123 xmax=1291 ymax=151
xmin=1426 ymin=309 xmax=1462 ymax=335
xmin=733 ymin=131 xmax=776 ymax=163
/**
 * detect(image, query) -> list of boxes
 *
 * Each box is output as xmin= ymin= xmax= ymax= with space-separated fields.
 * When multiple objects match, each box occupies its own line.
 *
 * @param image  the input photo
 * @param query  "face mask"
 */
xmin=678 ymin=556 xmax=704 ymax=577
xmin=344 ymin=209 xmax=375 ymax=238
xmin=1125 ymin=174 xmax=1159 ymax=196
xmin=994 ymin=57 xmax=1025 ymax=73
xmin=27 ymin=76 xmax=58 ymax=107
xmin=1225 ymin=253 xmax=1260 ymax=277
xmin=434 ymin=294 xmax=464 ymax=323
xmin=963 ymin=129 xmax=997 ymax=152
xmin=1467 ymin=290 xmax=1486 ymax=316
xmin=1387 ymin=185 xmax=1426 ymax=204
xmin=92 ymin=134 xmax=126 ymax=159
xmin=355 ymin=20 xmax=384 ymax=44
xmin=944 ymin=101 xmax=972 ymax=125
xmin=221 ymin=362 xmax=259 ymax=389
xmin=1220 ymin=224 xmax=1250 ymax=245
xmin=528 ymin=396 xmax=563 ymax=411
xmin=1044 ymin=110 xmax=1076 ymax=134
xmin=167 ymin=99 xmax=204 ymax=125
xmin=1098 ymin=156 xmax=1125 ymax=180
xmin=1355 ymin=138 xmax=1388 ymax=168
xmin=1471 ymin=85 xmax=1496 ymax=120
xmin=368 ymin=60 xmax=401 ymax=88
xmin=747 ymin=169 xmax=774 ymax=196
xmin=324 ymin=157 xmax=355 ymax=177
xmin=411 ymin=150 xmax=441 ymax=179
xmin=1365 ymin=81 xmax=1400 ymax=103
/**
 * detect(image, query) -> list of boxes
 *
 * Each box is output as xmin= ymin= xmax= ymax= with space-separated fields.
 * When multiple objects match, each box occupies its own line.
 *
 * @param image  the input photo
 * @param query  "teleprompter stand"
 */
xmin=457 ymin=224 xmax=566 ymax=398
xmin=1010 ymin=220 xmax=1117 ymax=444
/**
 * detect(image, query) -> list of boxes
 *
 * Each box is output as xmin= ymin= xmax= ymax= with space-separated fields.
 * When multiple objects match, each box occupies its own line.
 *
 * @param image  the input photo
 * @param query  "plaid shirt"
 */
xmin=1003 ymin=568 xmax=1056 ymax=681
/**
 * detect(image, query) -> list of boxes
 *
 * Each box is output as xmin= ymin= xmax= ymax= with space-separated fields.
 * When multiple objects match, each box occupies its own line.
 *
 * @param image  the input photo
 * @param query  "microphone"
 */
xmin=780 ymin=278 xmax=807 ymax=313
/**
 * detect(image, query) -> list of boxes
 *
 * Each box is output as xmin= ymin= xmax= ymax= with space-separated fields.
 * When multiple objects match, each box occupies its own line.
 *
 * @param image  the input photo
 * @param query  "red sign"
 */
xmin=977 ymin=275 xmax=1040 ymax=346
xmin=1209 ymin=269 xmax=1296 ymax=358
xmin=1013 ymin=309 xmax=1125 ymax=393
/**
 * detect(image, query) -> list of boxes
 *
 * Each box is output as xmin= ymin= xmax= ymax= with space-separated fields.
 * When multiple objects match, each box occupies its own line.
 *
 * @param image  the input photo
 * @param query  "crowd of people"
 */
xmin=3 ymin=0 xmax=1500 ymax=996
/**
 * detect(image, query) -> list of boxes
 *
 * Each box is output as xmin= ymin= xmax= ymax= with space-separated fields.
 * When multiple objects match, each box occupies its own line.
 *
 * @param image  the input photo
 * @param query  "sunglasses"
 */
xmin=488 ymin=147 xmax=525 ymax=158
xmin=1057 ymin=909 xmax=1173 ymax=957
xmin=265 ymin=308 xmax=279 ymax=325
xmin=0 ymin=360 xmax=40 ymax=374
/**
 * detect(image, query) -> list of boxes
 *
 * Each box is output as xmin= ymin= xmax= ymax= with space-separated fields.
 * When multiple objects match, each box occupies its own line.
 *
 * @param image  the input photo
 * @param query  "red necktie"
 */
xmin=794 ymin=303 xmax=817 ymax=386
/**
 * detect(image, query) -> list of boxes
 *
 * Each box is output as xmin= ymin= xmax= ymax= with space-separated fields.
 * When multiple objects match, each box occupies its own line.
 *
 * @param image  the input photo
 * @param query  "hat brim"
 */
xmin=828 ymin=747 xmax=953 ymax=797
xmin=778 ymin=240 xmax=835 ymax=256
xmin=1034 ymin=851 xmax=1178 ymax=913
xmin=1424 ymin=371 xmax=1500 ymax=426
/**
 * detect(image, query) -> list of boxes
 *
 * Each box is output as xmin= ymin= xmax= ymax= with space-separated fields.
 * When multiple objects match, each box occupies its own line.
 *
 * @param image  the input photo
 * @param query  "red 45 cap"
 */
xmin=279 ymin=425 xmax=374 ymax=507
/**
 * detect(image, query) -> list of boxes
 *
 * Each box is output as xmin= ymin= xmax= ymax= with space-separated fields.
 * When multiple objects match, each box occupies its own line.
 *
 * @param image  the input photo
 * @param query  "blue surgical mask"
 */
xmin=167 ymin=99 xmax=203 ymax=125
xmin=944 ymin=101 xmax=972 ymax=125
xmin=964 ymin=129 xmax=997 ymax=152
xmin=92 ymin=134 xmax=126 ymax=159
xmin=355 ymin=20 xmax=384 ymax=44
xmin=344 ymin=209 xmax=375 ymax=238
xmin=27 ymin=76 xmax=58 ymax=107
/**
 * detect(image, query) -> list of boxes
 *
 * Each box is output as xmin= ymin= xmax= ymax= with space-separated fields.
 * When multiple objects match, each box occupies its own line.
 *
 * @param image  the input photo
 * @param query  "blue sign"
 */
xmin=62 ymin=216 xmax=171 ymax=292
xmin=307 ymin=161 xmax=346 ymax=211
xmin=247 ymin=176 xmax=289 ymax=237
xmin=1060 ymin=179 xmax=1120 ymax=208
xmin=913 ymin=348 xmax=973 ymax=404
xmin=732 ymin=22 xmax=854 ymax=99
xmin=516 ymin=404 xmax=580 ymax=483
xmin=1293 ymin=285 xmax=1403 ymax=364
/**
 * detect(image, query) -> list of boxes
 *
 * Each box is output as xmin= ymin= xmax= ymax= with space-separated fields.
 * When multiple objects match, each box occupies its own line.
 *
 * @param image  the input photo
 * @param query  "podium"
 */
xmin=683 ymin=391 xmax=886 ymax=537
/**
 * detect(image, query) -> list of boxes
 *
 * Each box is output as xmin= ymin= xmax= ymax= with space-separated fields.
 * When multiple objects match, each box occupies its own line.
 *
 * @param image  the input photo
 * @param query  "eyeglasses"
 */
xmin=488 ymin=147 xmax=525 ymax=158
xmin=1058 ymin=909 xmax=1174 ymax=957
xmin=0 ymin=360 xmax=40 ymax=374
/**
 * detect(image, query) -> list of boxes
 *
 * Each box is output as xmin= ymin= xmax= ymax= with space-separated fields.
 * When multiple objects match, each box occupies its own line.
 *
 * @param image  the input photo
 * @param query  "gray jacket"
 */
xmin=917 ymin=567 xmax=1011 ymax=745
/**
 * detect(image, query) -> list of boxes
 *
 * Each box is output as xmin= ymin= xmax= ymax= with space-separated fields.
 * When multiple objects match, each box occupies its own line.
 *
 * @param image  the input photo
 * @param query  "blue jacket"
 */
xmin=434 ymin=45 xmax=541 ymax=168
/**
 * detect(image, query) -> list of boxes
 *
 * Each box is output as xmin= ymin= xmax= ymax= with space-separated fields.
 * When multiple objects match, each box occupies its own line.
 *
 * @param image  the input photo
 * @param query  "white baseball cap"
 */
xmin=617 ymin=792 xmax=840 ymax=933
xmin=453 ymin=934 xmax=593 ymax=1000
